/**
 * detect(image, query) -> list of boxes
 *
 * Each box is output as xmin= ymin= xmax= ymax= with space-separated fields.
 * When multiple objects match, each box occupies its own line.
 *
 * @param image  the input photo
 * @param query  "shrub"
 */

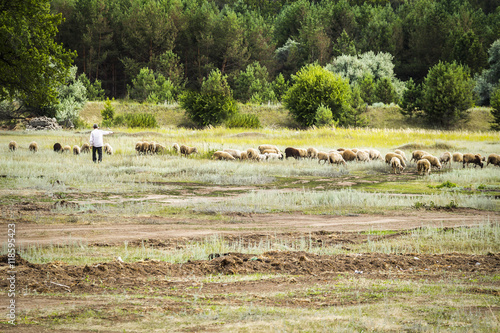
xmin=271 ymin=73 xmax=289 ymax=102
xmin=123 ymin=113 xmax=157 ymax=128
xmin=314 ymin=104 xmax=336 ymax=127
xmin=225 ymin=114 xmax=261 ymax=128
xmin=180 ymin=69 xmax=237 ymax=127
xmin=101 ymin=98 xmax=115 ymax=121
xmin=421 ymin=61 xmax=475 ymax=128
xmin=400 ymin=78 xmax=422 ymax=118
xmin=283 ymin=63 xmax=351 ymax=127
xmin=128 ymin=68 xmax=176 ymax=104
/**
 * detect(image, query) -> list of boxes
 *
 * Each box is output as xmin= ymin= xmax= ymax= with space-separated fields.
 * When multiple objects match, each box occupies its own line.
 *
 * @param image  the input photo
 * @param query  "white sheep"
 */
xmin=212 ymin=151 xmax=235 ymax=160
xmin=411 ymin=150 xmax=429 ymax=162
xmin=298 ymin=148 xmax=308 ymax=159
xmin=81 ymin=143 xmax=91 ymax=153
xmin=390 ymin=157 xmax=404 ymax=174
xmin=266 ymin=153 xmax=283 ymax=160
xmin=223 ymin=149 xmax=242 ymax=159
xmin=247 ymin=148 xmax=260 ymax=161
xmin=369 ymin=149 xmax=382 ymax=160
xmin=29 ymin=141 xmax=38 ymax=152
xmin=329 ymin=152 xmax=347 ymax=167
xmin=104 ymin=143 xmax=113 ymax=155
xmin=180 ymin=144 xmax=198 ymax=157
xmin=385 ymin=152 xmax=406 ymax=168
xmin=421 ymin=155 xmax=442 ymax=169
xmin=439 ymin=152 xmax=452 ymax=168
xmin=172 ymin=143 xmax=180 ymax=154
xmin=356 ymin=150 xmax=370 ymax=162
xmin=307 ymin=147 xmax=319 ymax=159
xmin=63 ymin=145 xmax=71 ymax=153
xmin=317 ymin=151 xmax=330 ymax=164
xmin=73 ymin=145 xmax=81 ymax=155
xmin=394 ymin=149 xmax=407 ymax=162
xmin=258 ymin=144 xmax=280 ymax=154
xmin=417 ymin=159 xmax=431 ymax=175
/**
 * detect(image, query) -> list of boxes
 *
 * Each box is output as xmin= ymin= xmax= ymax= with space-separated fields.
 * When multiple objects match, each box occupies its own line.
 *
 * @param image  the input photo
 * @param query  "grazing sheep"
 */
xmin=180 ymin=145 xmax=198 ymax=157
xmin=266 ymin=152 xmax=283 ymax=160
xmin=463 ymin=153 xmax=484 ymax=168
xmin=104 ymin=143 xmax=113 ymax=155
xmin=224 ymin=149 xmax=242 ymax=160
xmin=261 ymin=149 xmax=278 ymax=155
xmin=369 ymin=149 xmax=382 ymax=160
xmin=8 ymin=141 xmax=18 ymax=151
xmin=73 ymin=145 xmax=81 ymax=155
xmin=350 ymin=148 xmax=359 ymax=153
xmin=341 ymin=149 xmax=357 ymax=162
xmin=140 ymin=142 xmax=149 ymax=154
xmin=258 ymin=144 xmax=280 ymax=154
xmin=317 ymin=151 xmax=330 ymax=164
xmin=298 ymin=148 xmax=308 ymax=159
xmin=356 ymin=150 xmax=370 ymax=162
xmin=452 ymin=152 xmax=463 ymax=163
xmin=63 ymin=145 xmax=71 ymax=153
xmin=156 ymin=144 xmax=166 ymax=154
xmin=390 ymin=157 xmax=404 ymax=174
xmin=172 ymin=143 xmax=180 ymax=153
xmin=212 ymin=151 xmax=235 ymax=161
xmin=411 ymin=150 xmax=429 ymax=162
xmin=53 ymin=143 xmax=63 ymax=152
xmin=329 ymin=152 xmax=347 ymax=167
xmin=240 ymin=151 xmax=248 ymax=160
xmin=385 ymin=153 xmax=406 ymax=168
xmin=307 ymin=147 xmax=319 ymax=159
xmin=247 ymin=148 xmax=260 ymax=160
xmin=421 ymin=155 xmax=442 ymax=170
xmin=486 ymin=153 xmax=500 ymax=167
xmin=417 ymin=159 xmax=431 ymax=175
xmin=284 ymin=147 xmax=302 ymax=159
xmin=439 ymin=152 xmax=452 ymax=168
xmin=257 ymin=154 xmax=268 ymax=162
xmin=135 ymin=141 xmax=143 ymax=154
xmin=81 ymin=143 xmax=90 ymax=153
xmin=148 ymin=142 xmax=157 ymax=154
xmin=29 ymin=141 xmax=38 ymax=152
xmin=394 ymin=149 xmax=407 ymax=162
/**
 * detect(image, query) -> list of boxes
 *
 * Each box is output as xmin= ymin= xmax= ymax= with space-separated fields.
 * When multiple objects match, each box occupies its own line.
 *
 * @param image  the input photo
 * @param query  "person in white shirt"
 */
xmin=89 ymin=124 xmax=113 ymax=163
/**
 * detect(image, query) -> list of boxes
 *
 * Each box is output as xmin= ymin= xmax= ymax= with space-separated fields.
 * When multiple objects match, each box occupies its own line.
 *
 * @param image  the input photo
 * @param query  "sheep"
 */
xmin=222 ymin=149 xmax=241 ymax=159
xmin=73 ymin=145 xmax=81 ymax=155
xmin=307 ymin=147 xmax=319 ymax=159
xmin=257 ymin=154 xmax=268 ymax=162
xmin=421 ymin=154 xmax=442 ymax=170
xmin=29 ymin=141 xmax=38 ymax=152
xmin=156 ymin=144 xmax=166 ymax=154
xmin=247 ymin=148 xmax=260 ymax=160
xmin=417 ymin=159 xmax=431 ymax=175
xmin=486 ymin=153 xmax=500 ymax=167
xmin=298 ymin=148 xmax=308 ymax=159
xmin=452 ymin=152 xmax=463 ymax=163
xmin=258 ymin=144 xmax=280 ymax=154
xmin=337 ymin=148 xmax=346 ymax=152
xmin=141 ymin=142 xmax=149 ymax=154
xmin=240 ymin=151 xmax=248 ymax=161
xmin=285 ymin=147 xmax=301 ymax=159
xmin=172 ymin=143 xmax=180 ymax=154
xmin=463 ymin=153 xmax=483 ymax=168
xmin=390 ymin=157 xmax=404 ymax=174
xmin=317 ymin=151 xmax=330 ymax=164
xmin=135 ymin=141 xmax=143 ymax=154
xmin=148 ymin=142 xmax=157 ymax=154
xmin=261 ymin=149 xmax=278 ymax=155
xmin=53 ymin=143 xmax=63 ymax=153
xmin=385 ymin=153 xmax=406 ymax=168
xmin=341 ymin=149 xmax=357 ymax=162
xmin=394 ymin=149 xmax=407 ymax=162
xmin=356 ymin=150 xmax=370 ymax=162
xmin=369 ymin=149 xmax=382 ymax=160
xmin=265 ymin=152 xmax=283 ymax=160
xmin=212 ymin=151 xmax=235 ymax=161
xmin=439 ymin=152 xmax=452 ymax=168
xmin=350 ymin=148 xmax=359 ymax=153
xmin=8 ymin=141 xmax=18 ymax=151
xmin=63 ymin=145 xmax=71 ymax=153
xmin=329 ymin=152 xmax=347 ymax=167
xmin=180 ymin=145 xmax=198 ymax=157
xmin=104 ymin=143 xmax=113 ymax=155
xmin=411 ymin=150 xmax=429 ymax=162
xmin=81 ymin=143 xmax=90 ymax=153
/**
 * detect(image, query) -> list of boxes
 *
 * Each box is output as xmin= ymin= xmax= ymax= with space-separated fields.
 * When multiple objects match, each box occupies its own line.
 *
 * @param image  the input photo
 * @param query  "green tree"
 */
xmin=271 ymin=73 xmax=289 ymax=102
xmin=358 ymin=73 xmax=376 ymax=105
xmin=180 ymin=69 xmax=237 ymax=127
xmin=475 ymin=39 xmax=500 ymax=105
xmin=490 ymin=85 xmax=500 ymax=130
xmin=128 ymin=68 xmax=175 ymax=104
xmin=375 ymin=77 xmax=398 ymax=104
xmin=421 ymin=61 xmax=475 ymax=128
xmin=0 ymin=0 xmax=75 ymax=109
xmin=345 ymin=84 xmax=367 ymax=127
xmin=233 ymin=62 xmax=275 ymax=103
xmin=400 ymin=78 xmax=422 ymax=118
xmin=283 ymin=64 xmax=351 ymax=127
xmin=79 ymin=73 xmax=105 ymax=101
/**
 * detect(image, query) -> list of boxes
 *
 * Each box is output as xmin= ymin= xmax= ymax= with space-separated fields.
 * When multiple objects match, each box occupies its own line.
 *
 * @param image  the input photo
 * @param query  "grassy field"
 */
xmin=1 ymin=123 xmax=499 ymax=332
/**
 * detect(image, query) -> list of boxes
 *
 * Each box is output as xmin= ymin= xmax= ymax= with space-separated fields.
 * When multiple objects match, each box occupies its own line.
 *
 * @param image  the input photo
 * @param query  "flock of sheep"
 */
xmin=7 ymin=140 xmax=500 ymax=175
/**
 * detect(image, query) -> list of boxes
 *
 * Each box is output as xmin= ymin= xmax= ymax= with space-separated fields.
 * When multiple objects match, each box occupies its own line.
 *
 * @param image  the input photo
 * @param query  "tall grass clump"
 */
xmin=225 ymin=114 xmax=261 ymax=129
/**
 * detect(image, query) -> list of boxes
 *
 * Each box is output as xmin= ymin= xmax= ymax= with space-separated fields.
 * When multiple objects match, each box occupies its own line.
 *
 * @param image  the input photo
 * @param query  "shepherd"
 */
xmin=89 ymin=124 xmax=113 ymax=163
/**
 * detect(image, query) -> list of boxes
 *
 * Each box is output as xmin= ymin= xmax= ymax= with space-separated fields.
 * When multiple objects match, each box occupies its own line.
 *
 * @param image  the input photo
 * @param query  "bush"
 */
xmin=400 ymin=78 xmax=422 ymax=118
xmin=180 ymin=69 xmax=237 ymax=127
xmin=314 ymin=104 xmax=336 ymax=127
xmin=101 ymin=98 xmax=115 ymax=121
xmin=128 ymin=68 xmax=176 ymax=104
xmin=421 ymin=61 xmax=475 ymax=128
xmin=225 ymin=114 xmax=261 ymax=128
xmin=283 ymin=63 xmax=351 ymax=127
xmin=123 ymin=113 xmax=157 ymax=128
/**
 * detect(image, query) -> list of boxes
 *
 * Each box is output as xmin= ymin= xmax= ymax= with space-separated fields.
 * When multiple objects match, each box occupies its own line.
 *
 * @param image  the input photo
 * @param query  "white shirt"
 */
xmin=89 ymin=129 xmax=113 ymax=147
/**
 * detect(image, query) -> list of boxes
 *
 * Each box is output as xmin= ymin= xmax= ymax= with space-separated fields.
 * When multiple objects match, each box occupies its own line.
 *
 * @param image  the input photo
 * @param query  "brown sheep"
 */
xmin=417 ymin=159 xmax=431 ymax=175
xmin=394 ymin=149 xmax=407 ymax=162
xmin=463 ymin=153 xmax=483 ymax=168
xmin=486 ymin=153 xmax=500 ymax=167
xmin=317 ymin=151 xmax=330 ymax=164
xmin=81 ymin=143 xmax=91 ymax=153
xmin=240 ymin=151 xmax=248 ymax=160
xmin=390 ymin=157 xmax=404 ymax=174
xmin=180 ymin=144 xmax=198 ymax=157
xmin=307 ymin=147 xmax=319 ymax=159
xmin=247 ymin=148 xmax=260 ymax=160
xmin=224 ymin=149 xmax=242 ymax=159
xmin=439 ymin=152 xmax=452 ymax=168
xmin=452 ymin=152 xmax=463 ymax=163
xmin=63 ymin=145 xmax=71 ymax=153
xmin=284 ymin=147 xmax=302 ymax=159
xmin=135 ymin=141 xmax=143 ymax=154
xmin=421 ymin=155 xmax=441 ymax=169
xmin=356 ymin=150 xmax=370 ymax=162
xmin=329 ymin=152 xmax=347 ymax=167
xmin=53 ymin=143 xmax=63 ymax=152
xmin=8 ymin=141 xmax=18 ymax=151
xmin=337 ymin=148 xmax=346 ymax=152
xmin=156 ymin=144 xmax=166 ymax=154
xmin=29 ymin=141 xmax=38 ymax=152
xmin=342 ymin=149 xmax=357 ymax=162
xmin=411 ymin=150 xmax=429 ymax=162
xmin=258 ymin=144 xmax=280 ymax=154
xmin=385 ymin=153 xmax=406 ymax=168
xmin=141 ymin=142 xmax=149 ymax=154
xmin=104 ymin=143 xmax=113 ymax=155
xmin=73 ymin=145 xmax=81 ymax=155
xmin=212 ymin=151 xmax=236 ymax=160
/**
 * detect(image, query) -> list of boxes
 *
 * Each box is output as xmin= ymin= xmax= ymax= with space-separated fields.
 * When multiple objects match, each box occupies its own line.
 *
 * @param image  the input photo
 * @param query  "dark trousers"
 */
xmin=92 ymin=146 xmax=103 ymax=163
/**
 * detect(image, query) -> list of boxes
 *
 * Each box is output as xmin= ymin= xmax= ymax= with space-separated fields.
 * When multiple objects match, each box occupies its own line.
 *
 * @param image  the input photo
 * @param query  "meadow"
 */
xmin=1 ymin=122 xmax=499 ymax=332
